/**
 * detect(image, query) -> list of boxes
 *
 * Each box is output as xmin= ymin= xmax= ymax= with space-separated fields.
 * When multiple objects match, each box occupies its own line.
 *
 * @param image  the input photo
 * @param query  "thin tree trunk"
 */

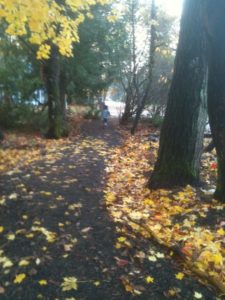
xmin=121 ymin=0 xmax=137 ymax=125
xmin=131 ymin=0 xmax=156 ymax=135
xmin=150 ymin=0 xmax=207 ymax=188
xmin=204 ymin=1 xmax=225 ymax=202
xmin=0 ymin=130 xmax=4 ymax=141
xmin=120 ymin=93 xmax=133 ymax=124
xmin=59 ymin=70 xmax=69 ymax=136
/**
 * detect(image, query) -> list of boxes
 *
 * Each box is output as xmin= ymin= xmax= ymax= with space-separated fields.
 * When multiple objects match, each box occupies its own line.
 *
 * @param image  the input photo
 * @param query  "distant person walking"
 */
xmin=101 ymin=104 xmax=110 ymax=127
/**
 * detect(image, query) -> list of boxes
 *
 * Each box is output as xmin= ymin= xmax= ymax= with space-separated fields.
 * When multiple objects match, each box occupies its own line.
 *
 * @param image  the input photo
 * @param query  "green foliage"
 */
xmin=65 ymin=3 xmax=129 ymax=102
xmin=148 ymin=114 xmax=164 ymax=128
xmin=84 ymin=106 xmax=101 ymax=120
xmin=0 ymin=35 xmax=43 ymax=105
xmin=0 ymin=103 xmax=48 ymax=131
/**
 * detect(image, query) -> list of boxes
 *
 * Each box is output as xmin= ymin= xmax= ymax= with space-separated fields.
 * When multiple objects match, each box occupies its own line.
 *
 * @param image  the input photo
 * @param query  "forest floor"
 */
xmin=0 ymin=118 xmax=224 ymax=300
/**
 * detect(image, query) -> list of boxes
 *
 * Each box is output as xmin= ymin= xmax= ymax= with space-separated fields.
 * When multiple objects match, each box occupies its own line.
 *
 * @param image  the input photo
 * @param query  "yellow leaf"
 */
xmin=117 ymin=236 xmax=126 ymax=243
xmin=56 ymin=195 xmax=64 ymax=201
xmin=194 ymin=291 xmax=203 ymax=299
xmin=40 ymin=191 xmax=52 ymax=196
xmin=61 ymin=277 xmax=78 ymax=291
xmin=217 ymin=228 xmax=225 ymax=236
xmin=7 ymin=234 xmax=15 ymax=240
xmin=146 ymin=276 xmax=154 ymax=284
xmin=106 ymin=192 xmax=116 ymax=203
xmin=14 ymin=273 xmax=26 ymax=284
xmin=0 ymin=226 xmax=4 ymax=233
xmin=175 ymin=272 xmax=184 ymax=280
xmin=93 ymin=281 xmax=100 ymax=286
xmin=115 ymin=242 xmax=122 ymax=249
xmin=155 ymin=252 xmax=165 ymax=258
xmin=39 ymin=280 xmax=47 ymax=286
xmin=26 ymin=233 xmax=34 ymax=238
xmin=18 ymin=259 xmax=30 ymax=267
xmin=3 ymin=259 xmax=13 ymax=268
xmin=148 ymin=255 xmax=157 ymax=262
xmin=213 ymin=253 xmax=223 ymax=265
xmin=129 ymin=211 xmax=142 ymax=220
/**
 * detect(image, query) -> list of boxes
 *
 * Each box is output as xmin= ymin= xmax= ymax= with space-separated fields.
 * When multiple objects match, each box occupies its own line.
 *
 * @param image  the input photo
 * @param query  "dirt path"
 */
xmin=0 ymin=120 xmax=218 ymax=299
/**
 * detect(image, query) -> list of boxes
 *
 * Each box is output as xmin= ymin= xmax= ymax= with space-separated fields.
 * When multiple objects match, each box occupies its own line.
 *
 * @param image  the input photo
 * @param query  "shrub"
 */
xmin=84 ymin=106 xmax=101 ymax=120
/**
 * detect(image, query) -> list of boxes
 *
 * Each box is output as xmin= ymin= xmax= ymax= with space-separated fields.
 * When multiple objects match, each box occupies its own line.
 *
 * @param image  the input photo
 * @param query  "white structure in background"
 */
xmin=105 ymin=99 xmax=124 ymax=117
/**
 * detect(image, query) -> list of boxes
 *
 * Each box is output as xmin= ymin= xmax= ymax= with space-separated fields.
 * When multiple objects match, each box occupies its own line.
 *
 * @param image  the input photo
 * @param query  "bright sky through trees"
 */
xmin=157 ymin=0 xmax=183 ymax=17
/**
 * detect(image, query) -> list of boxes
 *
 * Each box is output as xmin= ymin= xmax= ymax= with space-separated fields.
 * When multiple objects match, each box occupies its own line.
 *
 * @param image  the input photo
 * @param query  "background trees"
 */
xmin=0 ymin=0 xmax=112 ymax=138
xmin=119 ymin=0 xmax=176 ymax=128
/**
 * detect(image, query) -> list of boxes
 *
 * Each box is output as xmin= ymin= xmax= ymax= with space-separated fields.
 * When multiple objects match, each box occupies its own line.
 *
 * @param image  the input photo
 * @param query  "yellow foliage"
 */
xmin=0 ymin=0 xmax=110 ymax=59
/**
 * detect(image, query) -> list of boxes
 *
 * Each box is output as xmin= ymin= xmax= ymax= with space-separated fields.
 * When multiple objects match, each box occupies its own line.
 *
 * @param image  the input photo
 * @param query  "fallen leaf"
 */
xmin=146 ymin=276 xmax=154 ymax=284
xmin=7 ymin=234 xmax=15 ymax=241
xmin=61 ymin=277 xmax=78 ymax=291
xmin=194 ymin=291 xmax=203 ymax=299
xmin=115 ymin=257 xmax=129 ymax=267
xmin=14 ymin=273 xmax=26 ymax=284
xmin=39 ymin=280 xmax=47 ymax=286
xmin=81 ymin=227 xmax=92 ymax=233
xmin=18 ymin=259 xmax=30 ymax=267
xmin=93 ymin=281 xmax=100 ymax=286
xmin=175 ymin=272 xmax=184 ymax=280
xmin=148 ymin=255 xmax=157 ymax=262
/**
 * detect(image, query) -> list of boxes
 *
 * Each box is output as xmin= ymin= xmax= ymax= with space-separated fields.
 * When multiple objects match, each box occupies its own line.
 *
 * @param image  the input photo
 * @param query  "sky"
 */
xmin=157 ymin=0 xmax=184 ymax=17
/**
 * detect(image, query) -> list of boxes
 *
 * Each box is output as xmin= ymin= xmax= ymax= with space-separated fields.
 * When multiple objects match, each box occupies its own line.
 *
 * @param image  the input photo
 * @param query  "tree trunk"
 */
xmin=150 ymin=0 xmax=207 ymax=188
xmin=120 ymin=94 xmax=133 ymax=125
xmin=0 ymin=130 xmax=4 ymax=142
xmin=193 ymin=78 xmax=208 ymax=175
xmin=43 ymin=45 xmax=66 ymax=139
xmin=204 ymin=1 xmax=225 ymax=202
xmin=59 ymin=70 xmax=69 ymax=136
xmin=131 ymin=0 xmax=156 ymax=135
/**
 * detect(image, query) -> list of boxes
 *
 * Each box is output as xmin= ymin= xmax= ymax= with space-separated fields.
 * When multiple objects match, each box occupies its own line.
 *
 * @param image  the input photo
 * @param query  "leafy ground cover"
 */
xmin=105 ymin=126 xmax=225 ymax=298
xmin=0 ymin=119 xmax=223 ymax=299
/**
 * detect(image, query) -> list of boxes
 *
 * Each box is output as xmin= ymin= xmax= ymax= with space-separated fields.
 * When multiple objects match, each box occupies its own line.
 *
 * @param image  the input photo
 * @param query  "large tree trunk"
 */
xmin=150 ymin=0 xmax=207 ymax=188
xmin=43 ymin=45 xmax=66 ymax=139
xmin=205 ymin=1 xmax=225 ymax=202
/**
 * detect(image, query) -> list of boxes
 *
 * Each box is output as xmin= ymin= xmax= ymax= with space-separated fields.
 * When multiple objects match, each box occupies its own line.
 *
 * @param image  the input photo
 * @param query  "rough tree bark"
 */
xmin=204 ymin=1 xmax=225 ymax=202
xmin=150 ymin=0 xmax=207 ymax=188
xmin=120 ymin=93 xmax=133 ymax=124
xmin=43 ymin=45 xmax=66 ymax=139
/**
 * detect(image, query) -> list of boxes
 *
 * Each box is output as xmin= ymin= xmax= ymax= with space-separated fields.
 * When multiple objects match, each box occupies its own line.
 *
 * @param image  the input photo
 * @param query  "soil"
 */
xmin=0 ymin=119 xmax=220 ymax=300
